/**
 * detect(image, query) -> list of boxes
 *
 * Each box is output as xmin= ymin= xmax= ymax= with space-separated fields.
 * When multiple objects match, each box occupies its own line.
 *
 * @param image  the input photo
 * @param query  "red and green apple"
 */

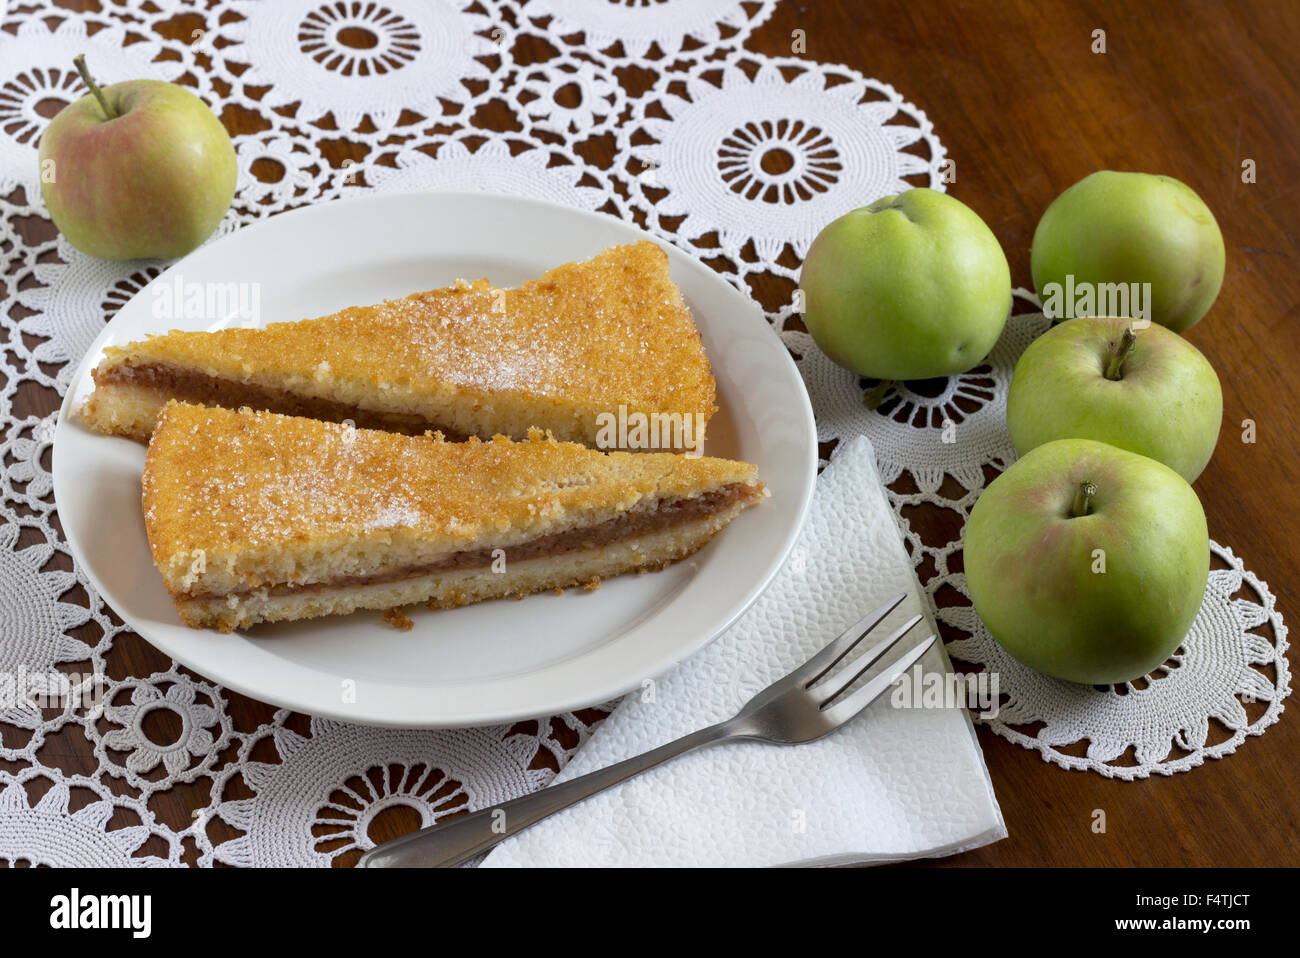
xmin=964 ymin=438 xmax=1210 ymax=685
xmin=38 ymin=55 xmax=236 ymax=261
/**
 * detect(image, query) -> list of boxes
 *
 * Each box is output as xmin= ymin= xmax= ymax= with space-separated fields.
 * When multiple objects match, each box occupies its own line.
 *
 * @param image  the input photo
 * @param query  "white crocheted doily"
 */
xmin=0 ymin=0 xmax=1288 ymax=865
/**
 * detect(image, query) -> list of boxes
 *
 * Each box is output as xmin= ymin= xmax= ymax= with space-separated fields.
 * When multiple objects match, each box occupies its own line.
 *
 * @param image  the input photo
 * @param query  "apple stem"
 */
xmin=1104 ymin=327 xmax=1138 ymax=381
xmin=862 ymin=379 xmax=894 ymax=409
xmin=1071 ymin=480 xmax=1098 ymax=518
xmin=72 ymin=54 xmax=116 ymax=121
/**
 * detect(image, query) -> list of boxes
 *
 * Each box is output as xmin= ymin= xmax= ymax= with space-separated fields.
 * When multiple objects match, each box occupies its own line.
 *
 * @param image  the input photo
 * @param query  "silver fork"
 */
xmin=357 ymin=593 xmax=934 ymax=868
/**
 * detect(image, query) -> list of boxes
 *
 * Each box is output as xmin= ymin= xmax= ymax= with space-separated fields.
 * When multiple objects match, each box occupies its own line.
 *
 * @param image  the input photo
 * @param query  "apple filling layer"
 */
xmin=95 ymin=360 xmax=458 ymax=436
xmin=185 ymin=482 xmax=763 ymax=601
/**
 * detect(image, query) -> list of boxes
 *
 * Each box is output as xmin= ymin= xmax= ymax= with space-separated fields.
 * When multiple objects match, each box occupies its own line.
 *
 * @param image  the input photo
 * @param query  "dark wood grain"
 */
xmin=10 ymin=0 xmax=1299 ymax=866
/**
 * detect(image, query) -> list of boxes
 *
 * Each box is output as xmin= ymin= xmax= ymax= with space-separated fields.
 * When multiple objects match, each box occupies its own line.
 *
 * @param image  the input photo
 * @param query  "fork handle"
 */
xmin=357 ymin=722 xmax=735 ymax=868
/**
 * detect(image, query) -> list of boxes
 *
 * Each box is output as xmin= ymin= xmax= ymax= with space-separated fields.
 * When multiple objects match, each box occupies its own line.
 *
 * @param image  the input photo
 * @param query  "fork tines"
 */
xmin=800 ymin=593 xmax=937 ymax=720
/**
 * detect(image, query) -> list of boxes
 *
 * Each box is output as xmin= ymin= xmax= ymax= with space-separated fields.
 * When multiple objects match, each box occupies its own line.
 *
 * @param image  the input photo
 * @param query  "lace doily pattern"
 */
xmin=354 ymin=132 xmax=627 ymax=217
xmin=0 ymin=0 xmax=1289 ymax=868
xmin=215 ymin=0 xmax=505 ymax=128
xmin=618 ymin=52 xmax=948 ymax=270
xmin=510 ymin=51 xmax=627 ymax=138
xmin=94 ymin=672 xmax=233 ymax=786
xmin=207 ymin=712 xmax=603 ymax=867
xmin=505 ymin=0 xmax=780 ymax=64
xmin=0 ymin=769 xmax=180 ymax=867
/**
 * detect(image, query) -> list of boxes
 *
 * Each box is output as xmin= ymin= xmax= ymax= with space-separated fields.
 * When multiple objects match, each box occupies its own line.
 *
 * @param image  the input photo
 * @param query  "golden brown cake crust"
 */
xmin=142 ymin=402 xmax=761 ymax=606
xmin=88 ymin=242 xmax=716 ymax=445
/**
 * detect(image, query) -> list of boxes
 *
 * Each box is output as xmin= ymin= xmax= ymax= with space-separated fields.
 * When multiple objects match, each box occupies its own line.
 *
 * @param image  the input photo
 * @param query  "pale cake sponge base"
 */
xmin=82 ymin=241 xmax=715 ymax=450
xmin=176 ymin=507 xmax=742 ymax=631
xmin=79 ymin=380 xmax=177 ymax=443
xmin=144 ymin=402 xmax=764 ymax=631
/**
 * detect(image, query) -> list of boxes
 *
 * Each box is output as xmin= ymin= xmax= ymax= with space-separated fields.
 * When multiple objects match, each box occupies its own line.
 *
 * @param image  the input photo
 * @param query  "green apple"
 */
xmin=38 ymin=55 xmax=236 ymax=261
xmin=964 ymin=438 xmax=1209 ymax=685
xmin=1006 ymin=317 xmax=1222 ymax=482
xmin=800 ymin=188 xmax=1011 ymax=384
xmin=1031 ymin=171 xmax=1225 ymax=333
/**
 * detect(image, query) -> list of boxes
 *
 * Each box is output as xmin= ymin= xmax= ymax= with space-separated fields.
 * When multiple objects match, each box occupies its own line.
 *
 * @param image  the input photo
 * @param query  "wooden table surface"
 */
xmin=12 ymin=0 xmax=1298 ymax=866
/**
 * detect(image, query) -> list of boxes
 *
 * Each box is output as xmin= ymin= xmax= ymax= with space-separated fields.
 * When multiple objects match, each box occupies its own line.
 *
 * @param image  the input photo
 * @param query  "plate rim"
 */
xmin=52 ymin=190 xmax=817 ymax=727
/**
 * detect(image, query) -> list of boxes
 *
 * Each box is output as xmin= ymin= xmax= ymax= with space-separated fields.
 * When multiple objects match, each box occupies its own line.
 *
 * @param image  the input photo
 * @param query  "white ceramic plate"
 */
xmin=54 ymin=192 xmax=816 ymax=727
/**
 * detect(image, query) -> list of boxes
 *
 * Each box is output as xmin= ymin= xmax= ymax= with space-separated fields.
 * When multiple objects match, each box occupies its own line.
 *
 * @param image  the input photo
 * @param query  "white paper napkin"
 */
xmin=482 ymin=437 xmax=1005 ymax=867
